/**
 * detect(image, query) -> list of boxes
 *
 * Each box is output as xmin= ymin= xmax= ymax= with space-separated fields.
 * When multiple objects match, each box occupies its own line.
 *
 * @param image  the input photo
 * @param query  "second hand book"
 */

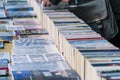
xmin=11 ymin=70 xmax=81 ymax=80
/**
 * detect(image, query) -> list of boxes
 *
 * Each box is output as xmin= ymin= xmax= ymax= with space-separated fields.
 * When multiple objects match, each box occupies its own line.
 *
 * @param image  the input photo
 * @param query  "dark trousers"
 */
xmin=108 ymin=0 xmax=120 ymax=48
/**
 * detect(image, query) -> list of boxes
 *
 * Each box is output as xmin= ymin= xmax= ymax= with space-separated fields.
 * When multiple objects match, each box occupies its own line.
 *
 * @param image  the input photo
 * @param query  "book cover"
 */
xmin=95 ymin=65 xmax=120 ymax=72
xmin=6 ymin=25 xmax=25 ymax=31
xmin=0 ymin=19 xmax=12 ymax=24
xmin=11 ymin=54 xmax=46 ymax=64
xmin=12 ymin=45 xmax=59 ymax=55
xmin=0 ymin=41 xmax=4 ymax=49
xmin=0 ymin=24 xmax=7 ymax=31
xmin=106 ymin=76 xmax=120 ymax=80
xmin=0 ymin=31 xmax=16 ymax=36
xmin=0 ymin=36 xmax=14 ymax=42
xmin=15 ymin=29 xmax=48 ymax=35
xmin=45 ymin=53 xmax=65 ymax=61
xmin=13 ymin=38 xmax=54 ymax=47
xmin=4 ymin=1 xmax=28 ymax=5
xmin=9 ymin=61 xmax=70 ymax=71
xmin=12 ymin=70 xmax=81 ymax=80
xmin=0 ymin=59 xmax=8 ymax=76
xmin=100 ymin=70 xmax=120 ymax=77
xmin=69 ymin=39 xmax=118 ymax=51
xmin=60 ymin=29 xmax=102 ymax=40
xmin=11 ymin=54 xmax=65 ymax=64
xmin=0 ymin=9 xmax=7 ymax=19
xmin=56 ymin=25 xmax=90 ymax=31
xmin=13 ymin=18 xmax=40 ymax=25
xmin=0 ymin=52 xmax=10 ymax=62
xmin=0 ymin=0 xmax=4 ymax=8
xmin=5 ymin=4 xmax=33 ymax=11
xmin=81 ymin=50 xmax=120 ymax=57
xmin=53 ymin=20 xmax=81 ymax=24
xmin=7 ymin=11 xmax=36 ymax=18
xmin=7 ymin=0 xmax=28 ymax=2
xmin=18 ymin=34 xmax=51 ymax=40
xmin=92 ymin=61 xmax=120 ymax=67
xmin=23 ymin=25 xmax=43 ymax=30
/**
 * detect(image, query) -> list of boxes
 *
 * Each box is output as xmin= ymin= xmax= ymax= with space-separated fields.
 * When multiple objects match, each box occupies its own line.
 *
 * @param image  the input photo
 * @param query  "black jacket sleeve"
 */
xmin=49 ymin=0 xmax=62 ymax=5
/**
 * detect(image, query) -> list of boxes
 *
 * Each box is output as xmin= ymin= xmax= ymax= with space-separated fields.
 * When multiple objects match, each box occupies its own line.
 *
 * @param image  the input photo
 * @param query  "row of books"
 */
xmin=10 ymin=38 xmax=81 ymax=80
xmin=34 ymin=0 xmax=120 ymax=80
xmin=10 ymin=24 xmax=81 ymax=79
xmin=0 ymin=0 xmax=35 ymax=80
xmin=0 ymin=1 xmax=36 ymax=78
xmin=0 ymin=0 xmax=81 ymax=80
xmin=0 ymin=0 xmax=36 ymax=18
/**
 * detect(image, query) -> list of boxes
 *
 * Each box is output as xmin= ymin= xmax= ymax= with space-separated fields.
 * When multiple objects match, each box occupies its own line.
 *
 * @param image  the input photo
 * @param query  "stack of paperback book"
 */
xmin=5 ymin=0 xmax=37 ymax=18
xmin=0 ymin=52 xmax=10 ymax=80
xmin=0 ymin=0 xmax=81 ymax=80
xmin=36 ymin=2 xmax=120 ymax=80
xmin=0 ymin=19 xmax=16 ymax=42
xmin=10 ymin=35 xmax=81 ymax=80
xmin=12 ymin=18 xmax=49 ymax=38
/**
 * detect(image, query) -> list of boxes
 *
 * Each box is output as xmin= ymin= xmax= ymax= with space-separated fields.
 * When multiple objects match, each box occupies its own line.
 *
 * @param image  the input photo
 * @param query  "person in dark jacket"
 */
xmin=108 ymin=0 xmax=120 ymax=48
xmin=40 ymin=0 xmax=120 ymax=48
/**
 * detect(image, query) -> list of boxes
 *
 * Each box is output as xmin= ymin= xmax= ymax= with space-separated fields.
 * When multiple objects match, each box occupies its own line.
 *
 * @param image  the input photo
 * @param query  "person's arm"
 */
xmin=40 ymin=0 xmax=69 ymax=6
xmin=40 ymin=0 xmax=51 ymax=6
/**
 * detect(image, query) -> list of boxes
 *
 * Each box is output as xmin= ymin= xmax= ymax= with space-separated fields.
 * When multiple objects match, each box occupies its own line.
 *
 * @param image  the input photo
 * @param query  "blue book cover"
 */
xmin=92 ymin=61 xmax=120 ymax=66
xmin=0 ymin=9 xmax=7 ymax=19
xmin=12 ymin=70 xmax=81 ymax=80
xmin=0 ymin=36 xmax=13 ymax=42
xmin=100 ymin=70 xmax=120 ymax=77
xmin=69 ymin=39 xmax=118 ymax=51
xmin=7 ymin=11 xmax=36 ymax=18
xmin=81 ymin=50 xmax=120 ymax=57
xmin=8 ymin=0 xmax=27 ymax=1
xmin=0 ymin=41 xmax=4 ymax=48
xmin=0 ymin=59 xmax=8 ymax=68
xmin=5 ymin=4 xmax=33 ymax=11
